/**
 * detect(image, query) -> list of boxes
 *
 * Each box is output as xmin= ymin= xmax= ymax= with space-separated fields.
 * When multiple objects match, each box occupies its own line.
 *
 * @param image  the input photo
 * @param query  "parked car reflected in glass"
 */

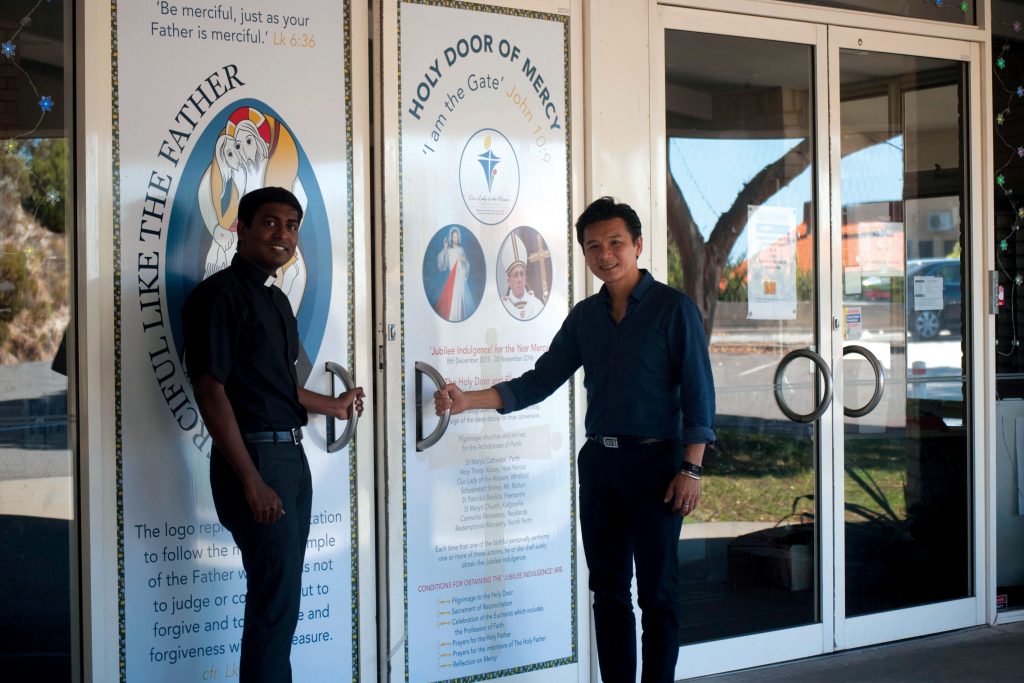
xmin=906 ymin=258 xmax=962 ymax=340
xmin=905 ymin=258 xmax=964 ymax=406
xmin=861 ymin=274 xmax=893 ymax=301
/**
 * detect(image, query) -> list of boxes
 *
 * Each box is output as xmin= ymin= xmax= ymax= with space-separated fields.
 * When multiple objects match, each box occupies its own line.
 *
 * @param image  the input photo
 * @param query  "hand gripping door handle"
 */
xmin=325 ymin=362 xmax=358 ymax=453
xmin=416 ymin=360 xmax=450 ymax=452
xmin=842 ymin=345 xmax=885 ymax=418
xmin=773 ymin=348 xmax=834 ymax=424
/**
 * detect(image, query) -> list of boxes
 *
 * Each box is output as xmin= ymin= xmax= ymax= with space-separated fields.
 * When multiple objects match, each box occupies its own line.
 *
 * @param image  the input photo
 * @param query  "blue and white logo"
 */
xmin=459 ymin=128 xmax=519 ymax=226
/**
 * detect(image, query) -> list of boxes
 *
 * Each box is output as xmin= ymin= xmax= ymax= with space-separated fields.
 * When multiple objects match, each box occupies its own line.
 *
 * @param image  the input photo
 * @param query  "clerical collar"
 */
xmin=230 ymin=254 xmax=278 ymax=288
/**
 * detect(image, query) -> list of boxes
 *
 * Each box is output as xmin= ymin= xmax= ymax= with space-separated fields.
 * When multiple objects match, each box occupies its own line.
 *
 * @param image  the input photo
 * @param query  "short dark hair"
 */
xmin=575 ymin=196 xmax=642 ymax=246
xmin=237 ymin=187 xmax=304 ymax=227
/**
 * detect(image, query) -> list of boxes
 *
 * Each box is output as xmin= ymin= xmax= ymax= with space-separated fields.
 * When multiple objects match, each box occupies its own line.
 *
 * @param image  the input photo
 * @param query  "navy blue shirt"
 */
xmin=182 ymin=255 xmax=307 ymax=432
xmin=494 ymin=270 xmax=716 ymax=444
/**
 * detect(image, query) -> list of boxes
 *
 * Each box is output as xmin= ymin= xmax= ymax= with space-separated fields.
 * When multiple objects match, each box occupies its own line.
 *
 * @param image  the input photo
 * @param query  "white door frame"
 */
xmin=651 ymin=7 xmax=834 ymax=678
xmin=826 ymin=24 xmax=987 ymax=650
xmin=651 ymin=6 xmax=987 ymax=679
xmin=374 ymin=1 xmax=587 ymax=681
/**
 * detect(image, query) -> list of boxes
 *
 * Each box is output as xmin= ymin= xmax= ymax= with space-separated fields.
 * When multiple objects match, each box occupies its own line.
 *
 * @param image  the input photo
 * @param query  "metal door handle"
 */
xmin=325 ymin=362 xmax=358 ymax=452
xmin=842 ymin=345 xmax=885 ymax=418
xmin=773 ymin=348 xmax=834 ymax=423
xmin=416 ymin=360 xmax=450 ymax=451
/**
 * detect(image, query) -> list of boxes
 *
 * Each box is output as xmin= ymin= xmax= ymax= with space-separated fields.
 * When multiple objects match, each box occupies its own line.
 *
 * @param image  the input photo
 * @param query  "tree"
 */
xmin=668 ymin=133 xmax=880 ymax=339
xmin=21 ymin=138 xmax=68 ymax=234
xmin=667 ymin=139 xmax=811 ymax=340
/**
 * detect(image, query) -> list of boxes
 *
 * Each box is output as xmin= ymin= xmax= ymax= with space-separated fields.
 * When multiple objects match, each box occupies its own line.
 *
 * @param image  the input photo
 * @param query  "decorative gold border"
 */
xmin=397 ymin=1 xmax=577 ymax=680
xmin=342 ymin=0 xmax=361 ymax=675
xmin=110 ymin=2 xmax=127 ymax=677
xmin=111 ymin=2 xmax=361 ymax=680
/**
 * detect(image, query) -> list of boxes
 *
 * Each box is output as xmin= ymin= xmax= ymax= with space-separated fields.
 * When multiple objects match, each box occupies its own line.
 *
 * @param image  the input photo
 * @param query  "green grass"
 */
xmin=692 ymin=429 xmax=908 ymax=524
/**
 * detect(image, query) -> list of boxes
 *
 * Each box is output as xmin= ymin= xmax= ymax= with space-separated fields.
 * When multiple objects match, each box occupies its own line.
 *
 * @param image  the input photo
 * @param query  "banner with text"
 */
xmin=400 ymin=1 xmax=576 ymax=680
xmin=115 ymin=1 xmax=357 ymax=680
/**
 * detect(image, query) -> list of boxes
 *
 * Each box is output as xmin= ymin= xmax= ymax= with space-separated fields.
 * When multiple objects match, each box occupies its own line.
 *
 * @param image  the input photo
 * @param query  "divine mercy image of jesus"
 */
xmin=422 ymin=224 xmax=485 ymax=323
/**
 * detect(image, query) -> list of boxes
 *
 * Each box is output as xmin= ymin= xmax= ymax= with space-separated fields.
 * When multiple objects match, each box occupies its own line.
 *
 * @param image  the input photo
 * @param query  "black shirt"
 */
xmin=182 ymin=254 xmax=307 ymax=432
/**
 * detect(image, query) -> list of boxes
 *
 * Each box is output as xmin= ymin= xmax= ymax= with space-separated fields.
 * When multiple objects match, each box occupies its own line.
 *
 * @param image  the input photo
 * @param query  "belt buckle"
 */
xmin=290 ymin=428 xmax=301 ymax=445
xmin=602 ymin=436 xmax=619 ymax=449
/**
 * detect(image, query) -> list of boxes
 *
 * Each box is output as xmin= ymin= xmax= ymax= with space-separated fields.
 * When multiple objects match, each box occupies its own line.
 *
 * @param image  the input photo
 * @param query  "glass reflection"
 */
xmin=665 ymin=29 xmax=819 ymax=643
xmin=0 ymin=1 xmax=74 ymax=679
xmin=839 ymin=51 xmax=970 ymax=617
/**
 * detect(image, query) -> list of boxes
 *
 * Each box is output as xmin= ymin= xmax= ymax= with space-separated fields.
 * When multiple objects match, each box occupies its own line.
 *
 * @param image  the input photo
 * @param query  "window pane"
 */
xmin=839 ymin=51 xmax=971 ymax=617
xmin=665 ymin=28 xmax=820 ymax=644
xmin=0 ymin=1 xmax=74 ymax=680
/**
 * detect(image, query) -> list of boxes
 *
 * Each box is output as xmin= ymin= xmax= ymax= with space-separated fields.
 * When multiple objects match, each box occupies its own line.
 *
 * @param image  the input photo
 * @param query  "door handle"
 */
xmin=842 ymin=344 xmax=885 ymax=418
xmin=415 ymin=360 xmax=450 ymax=451
xmin=324 ymin=361 xmax=358 ymax=453
xmin=773 ymin=348 xmax=834 ymax=424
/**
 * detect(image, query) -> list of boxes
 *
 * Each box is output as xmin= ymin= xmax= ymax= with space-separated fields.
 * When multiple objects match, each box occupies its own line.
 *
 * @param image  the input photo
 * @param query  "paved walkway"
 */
xmin=701 ymin=621 xmax=1024 ymax=682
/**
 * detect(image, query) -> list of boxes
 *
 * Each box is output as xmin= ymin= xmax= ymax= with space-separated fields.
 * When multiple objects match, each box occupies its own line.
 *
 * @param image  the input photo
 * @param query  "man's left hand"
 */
xmin=331 ymin=387 xmax=365 ymax=420
xmin=664 ymin=473 xmax=701 ymax=517
xmin=298 ymin=386 xmax=366 ymax=421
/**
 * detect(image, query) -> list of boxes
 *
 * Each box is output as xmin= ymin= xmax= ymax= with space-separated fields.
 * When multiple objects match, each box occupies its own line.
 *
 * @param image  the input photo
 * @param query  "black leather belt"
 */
xmin=588 ymin=435 xmax=663 ymax=449
xmin=244 ymin=428 xmax=303 ymax=445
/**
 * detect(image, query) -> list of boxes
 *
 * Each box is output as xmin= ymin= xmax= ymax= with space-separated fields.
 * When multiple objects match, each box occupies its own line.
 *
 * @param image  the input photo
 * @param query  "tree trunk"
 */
xmin=666 ymin=138 xmax=812 ymax=340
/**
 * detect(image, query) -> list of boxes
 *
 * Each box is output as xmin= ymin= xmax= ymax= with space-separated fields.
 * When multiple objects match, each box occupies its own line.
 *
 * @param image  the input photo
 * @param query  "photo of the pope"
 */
xmin=496 ymin=226 xmax=552 ymax=321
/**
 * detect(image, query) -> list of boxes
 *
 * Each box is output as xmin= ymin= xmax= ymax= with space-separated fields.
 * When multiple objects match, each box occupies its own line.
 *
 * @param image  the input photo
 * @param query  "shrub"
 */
xmin=0 ymin=251 xmax=32 ymax=323
xmin=21 ymin=138 xmax=68 ymax=233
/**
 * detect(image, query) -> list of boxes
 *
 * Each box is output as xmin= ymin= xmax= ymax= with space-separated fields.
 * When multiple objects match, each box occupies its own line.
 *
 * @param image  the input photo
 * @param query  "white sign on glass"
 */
xmin=747 ymin=205 xmax=798 ymax=320
xmin=913 ymin=275 xmax=944 ymax=311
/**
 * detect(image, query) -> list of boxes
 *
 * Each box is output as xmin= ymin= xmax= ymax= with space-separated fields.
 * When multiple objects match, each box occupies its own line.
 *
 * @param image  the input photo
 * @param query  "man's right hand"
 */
xmin=244 ymin=477 xmax=285 ymax=525
xmin=434 ymin=383 xmax=467 ymax=416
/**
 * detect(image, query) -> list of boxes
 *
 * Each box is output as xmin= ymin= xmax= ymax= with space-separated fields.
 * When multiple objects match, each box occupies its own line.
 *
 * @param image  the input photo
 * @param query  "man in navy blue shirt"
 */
xmin=435 ymin=197 xmax=715 ymax=683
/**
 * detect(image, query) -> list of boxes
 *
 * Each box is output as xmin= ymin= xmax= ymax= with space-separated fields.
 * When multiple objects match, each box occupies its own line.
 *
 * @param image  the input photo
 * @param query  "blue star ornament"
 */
xmin=38 ymin=95 xmax=53 ymax=113
xmin=1 ymin=42 xmax=14 ymax=59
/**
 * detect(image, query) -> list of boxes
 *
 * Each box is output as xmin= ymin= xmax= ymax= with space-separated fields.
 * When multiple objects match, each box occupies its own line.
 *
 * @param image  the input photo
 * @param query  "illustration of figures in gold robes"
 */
xmin=197 ymin=105 xmax=308 ymax=313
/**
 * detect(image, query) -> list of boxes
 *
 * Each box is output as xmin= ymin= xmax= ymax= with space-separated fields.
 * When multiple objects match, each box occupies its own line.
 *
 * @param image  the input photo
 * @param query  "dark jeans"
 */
xmin=211 ymin=441 xmax=312 ymax=683
xmin=579 ymin=438 xmax=684 ymax=683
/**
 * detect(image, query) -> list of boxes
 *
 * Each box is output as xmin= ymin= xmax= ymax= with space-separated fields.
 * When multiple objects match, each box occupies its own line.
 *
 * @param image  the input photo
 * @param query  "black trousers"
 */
xmin=579 ymin=438 xmax=684 ymax=683
xmin=211 ymin=441 xmax=312 ymax=683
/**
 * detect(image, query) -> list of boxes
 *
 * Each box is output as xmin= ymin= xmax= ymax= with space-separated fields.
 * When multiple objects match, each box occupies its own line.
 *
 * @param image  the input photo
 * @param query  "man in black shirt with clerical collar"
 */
xmin=183 ymin=186 xmax=364 ymax=682
xmin=435 ymin=197 xmax=715 ymax=683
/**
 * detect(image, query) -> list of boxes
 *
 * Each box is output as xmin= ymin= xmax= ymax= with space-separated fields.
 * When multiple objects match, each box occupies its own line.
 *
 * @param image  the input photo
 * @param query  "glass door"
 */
xmin=655 ymin=9 xmax=834 ymax=678
xmin=829 ymin=27 xmax=982 ymax=650
xmin=0 ymin=2 xmax=76 ymax=679
xmin=656 ymin=8 xmax=983 ymax=678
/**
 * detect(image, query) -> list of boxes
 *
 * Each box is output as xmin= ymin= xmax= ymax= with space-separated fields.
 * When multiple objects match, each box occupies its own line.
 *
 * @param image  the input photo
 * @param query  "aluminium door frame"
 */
xmin=651 ymin=5 xmax=989 ymax=679
xmin=825 ymin=25 xmax=987 ymax=651
xmin=650 ymin=7 xmax=835 ymax=678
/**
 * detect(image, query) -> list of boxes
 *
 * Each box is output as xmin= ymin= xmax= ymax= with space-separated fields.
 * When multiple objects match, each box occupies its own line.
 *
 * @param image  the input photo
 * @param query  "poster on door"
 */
xmin=747 ymin=204 xmax=798 ymax=320
xmin=400 ymin=1 xmax=577 ymax=679
xmin=114 ymin=1 xmax=358 ymax=680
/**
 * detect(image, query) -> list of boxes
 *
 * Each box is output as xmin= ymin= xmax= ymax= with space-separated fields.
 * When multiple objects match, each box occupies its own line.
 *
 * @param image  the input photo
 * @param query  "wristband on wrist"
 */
xmin=680 ymin=461 xmax=704 ymax=476
xmin=681 ymin=471 xmax=701 ymax=481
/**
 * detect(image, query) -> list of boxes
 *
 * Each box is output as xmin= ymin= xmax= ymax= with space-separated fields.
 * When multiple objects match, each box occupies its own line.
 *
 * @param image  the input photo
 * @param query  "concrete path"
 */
xmin=701 ymin=621 xmax=1024 ymax=682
